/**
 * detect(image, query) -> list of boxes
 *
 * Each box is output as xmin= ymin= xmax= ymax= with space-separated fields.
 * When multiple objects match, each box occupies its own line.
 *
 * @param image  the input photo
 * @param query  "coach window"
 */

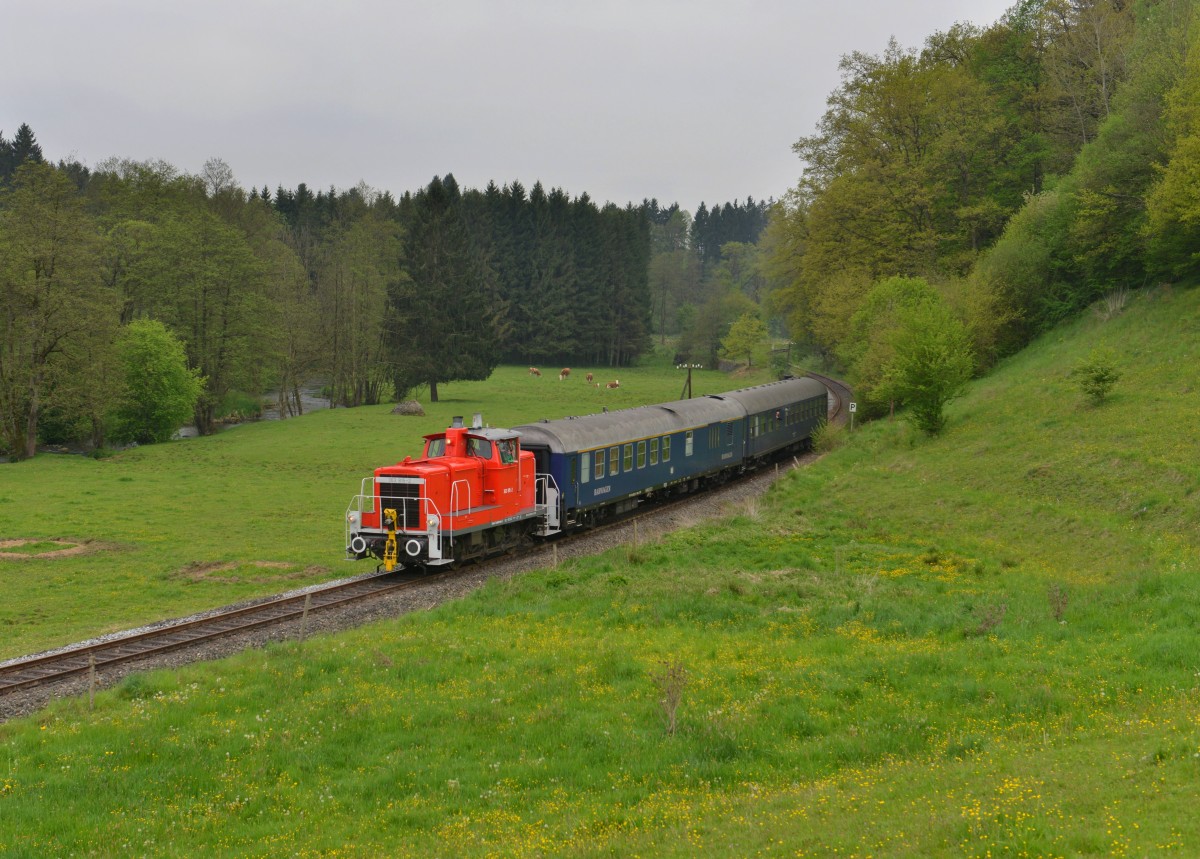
xmin=594 ymin=449 xmax=605 ymax=479
xmin=685 ymin=431 xmax=693 ymax=456
xmin=649 ymin=437 xmax=659 ymax=465
xmin=581 ymin=450 xmax=591 ymax=483
xmin=637 ymin=440 xmax=646 ymax=468
xmin=623 ymin=443 xmax=633 ymax=472
xmin=662 ymin=436 xmax=671 ymax=462
xmin=610 ymin=446 xmax=620 ymax=474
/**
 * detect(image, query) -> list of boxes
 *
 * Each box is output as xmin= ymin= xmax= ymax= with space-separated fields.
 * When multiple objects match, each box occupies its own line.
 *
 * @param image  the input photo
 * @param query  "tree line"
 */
xmin=12 ymin=0 xmax=1178 ymax=453
xmin=756 ymin=0 xmax=1200 ymax=428
xmin=0 ymin=131 xmax=671 ymax=458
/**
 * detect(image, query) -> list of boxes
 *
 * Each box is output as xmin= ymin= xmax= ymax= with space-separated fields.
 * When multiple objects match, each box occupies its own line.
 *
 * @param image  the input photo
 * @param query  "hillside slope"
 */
xmin=1 ymin=288 xmax=1199 ymax=857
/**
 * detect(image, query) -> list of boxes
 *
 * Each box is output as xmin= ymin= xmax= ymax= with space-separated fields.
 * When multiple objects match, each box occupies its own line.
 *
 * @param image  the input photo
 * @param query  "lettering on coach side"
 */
xmin=593 ymin=485 xmax=612 ymax=497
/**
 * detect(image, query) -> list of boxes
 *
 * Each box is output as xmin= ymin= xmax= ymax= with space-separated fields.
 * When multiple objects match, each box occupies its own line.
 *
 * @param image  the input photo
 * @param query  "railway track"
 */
xmin=2 ymin=373 xmax=851 ymax=704
xmin=0 ymin=570 xmax=445 ymax=696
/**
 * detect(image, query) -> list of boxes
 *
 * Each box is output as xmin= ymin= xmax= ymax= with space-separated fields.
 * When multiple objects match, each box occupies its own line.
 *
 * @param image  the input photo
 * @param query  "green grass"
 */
xmin=0 ymin=349 xmax=762 ymax=658
xmin=0 ymin=540 xmax=72 ymax=555
xmin=3 ymin=293 xmax=1200 ymax=856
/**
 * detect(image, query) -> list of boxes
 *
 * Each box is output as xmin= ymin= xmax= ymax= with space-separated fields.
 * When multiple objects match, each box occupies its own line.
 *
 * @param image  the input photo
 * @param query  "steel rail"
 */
xmin=0 ymin=570 xmax=445 ymax=695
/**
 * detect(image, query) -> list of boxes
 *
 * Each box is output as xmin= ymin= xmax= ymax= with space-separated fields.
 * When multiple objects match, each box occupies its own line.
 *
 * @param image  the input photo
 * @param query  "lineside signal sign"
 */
xmin=849 ymin=402 xmax=857 ymax=412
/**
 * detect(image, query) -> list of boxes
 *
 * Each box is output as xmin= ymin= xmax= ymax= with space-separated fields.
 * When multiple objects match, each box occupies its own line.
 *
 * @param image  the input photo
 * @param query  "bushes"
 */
xmin=1070 ymin=349 xmax=1122 ymax=406
xmin=110 ymin=320 xmax=204 ymax=444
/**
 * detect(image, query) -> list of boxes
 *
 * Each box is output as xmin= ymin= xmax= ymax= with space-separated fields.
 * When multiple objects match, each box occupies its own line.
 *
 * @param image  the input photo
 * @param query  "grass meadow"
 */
xmin=2 ymin=292 xmax=1200 ymax=856
xmin=0 ymin=351 xmax=756 ymax=658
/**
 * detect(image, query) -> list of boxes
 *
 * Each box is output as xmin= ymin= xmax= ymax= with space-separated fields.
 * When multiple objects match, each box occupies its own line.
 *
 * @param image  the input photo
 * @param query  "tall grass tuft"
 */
xmin=811 ymin=418 xmax=846 ymax=453
xmin=650 ymin=658 xmax=688 ymax=736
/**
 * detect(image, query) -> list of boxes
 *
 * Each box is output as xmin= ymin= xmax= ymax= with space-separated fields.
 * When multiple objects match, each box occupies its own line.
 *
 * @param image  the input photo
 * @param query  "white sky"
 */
xmin=3 ymin=0 xmax=1015 ymax=211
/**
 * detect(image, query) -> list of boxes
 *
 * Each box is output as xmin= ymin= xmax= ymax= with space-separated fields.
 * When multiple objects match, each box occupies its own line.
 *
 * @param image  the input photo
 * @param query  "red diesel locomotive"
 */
xmin=344 ymin=414 xmax=559 ymax=570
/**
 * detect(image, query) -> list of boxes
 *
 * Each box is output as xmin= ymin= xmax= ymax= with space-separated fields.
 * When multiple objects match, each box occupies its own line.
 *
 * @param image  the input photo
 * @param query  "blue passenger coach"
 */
xmin=513 ymin=377 xmax=828 ymax=528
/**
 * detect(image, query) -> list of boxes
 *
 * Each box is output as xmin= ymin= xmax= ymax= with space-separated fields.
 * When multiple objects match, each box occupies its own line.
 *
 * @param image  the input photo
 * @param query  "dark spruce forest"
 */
xmin=4 ymin=0 xmax=1199 ymax=460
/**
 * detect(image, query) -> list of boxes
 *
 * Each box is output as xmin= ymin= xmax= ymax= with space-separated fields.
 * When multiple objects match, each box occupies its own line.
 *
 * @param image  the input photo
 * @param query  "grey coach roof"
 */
xmin=513 ymin=377 xmax=828 ymax=455
xmin=715 ymin=376 xmax=828 ymax=414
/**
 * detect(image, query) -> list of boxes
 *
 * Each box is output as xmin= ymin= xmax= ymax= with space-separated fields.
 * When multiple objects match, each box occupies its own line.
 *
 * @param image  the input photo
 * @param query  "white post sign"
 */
xmin=849 ymin=401 xmax=856 ymax=431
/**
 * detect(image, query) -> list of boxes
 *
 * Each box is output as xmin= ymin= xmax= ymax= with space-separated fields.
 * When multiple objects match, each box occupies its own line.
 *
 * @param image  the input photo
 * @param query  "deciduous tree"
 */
xmin=881 ymin=298 xmax=976 ymax=435
xmin=719 ymin=312 xmax=769 ymax=366
xmin=0 ymin=162 xmax=108 ymax=458
xmin=110 ymin=319 xmax=203 ymax=444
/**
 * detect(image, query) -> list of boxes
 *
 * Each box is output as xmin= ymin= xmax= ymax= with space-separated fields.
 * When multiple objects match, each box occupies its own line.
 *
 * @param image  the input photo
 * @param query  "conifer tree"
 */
xmin=389 ymin=176 xmax=506 ymax=402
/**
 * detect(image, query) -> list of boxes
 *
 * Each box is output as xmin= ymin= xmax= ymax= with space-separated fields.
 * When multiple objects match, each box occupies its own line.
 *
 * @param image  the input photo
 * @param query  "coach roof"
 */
xmin=514 ymin=395 xmax=744 ymax=454
xmin=715 ymin=376 xmax=828 ymax=414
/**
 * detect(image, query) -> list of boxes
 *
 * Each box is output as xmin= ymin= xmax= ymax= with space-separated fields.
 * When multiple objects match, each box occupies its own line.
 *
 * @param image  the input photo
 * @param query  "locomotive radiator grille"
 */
xmin=377 ymin=478 xmax=423 ymax=530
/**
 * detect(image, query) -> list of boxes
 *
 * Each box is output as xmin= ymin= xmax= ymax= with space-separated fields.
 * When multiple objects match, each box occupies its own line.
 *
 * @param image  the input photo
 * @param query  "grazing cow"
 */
xmin=585 ymin=372 xmax=594 ymax=383
xmin=605 ymin=380 xmax=620 ymax=389
xmin=529 ymin=367 xmax=541 ymax=377
xmin=559 ymin=367 xmax=571 ymax=381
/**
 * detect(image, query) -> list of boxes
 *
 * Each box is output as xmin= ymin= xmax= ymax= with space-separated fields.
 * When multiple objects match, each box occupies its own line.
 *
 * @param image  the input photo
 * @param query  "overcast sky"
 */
xmin=4 ymin=0 xmax=1015 ymax=212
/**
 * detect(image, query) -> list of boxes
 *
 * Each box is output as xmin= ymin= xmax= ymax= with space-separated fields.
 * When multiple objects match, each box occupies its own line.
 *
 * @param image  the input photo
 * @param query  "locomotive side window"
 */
xmin=662 ymin=436 xmax=671 ymax=461
xmin=594 ymin=449 xmax=605 ymax=479
xmin=498 ymin=439 xmax=517 ymax=464
xmin=637 ymin=440 xmax=646 ymax=468
xmin=610 ymin=446 xmax=620 ymax=474
xmin=426 ymin=438 xmax=446 ymax=457
xmin=623 ymin=444 xmax=633 ymax=472
xmin=649 ymin=438 xmax=659 ymax=465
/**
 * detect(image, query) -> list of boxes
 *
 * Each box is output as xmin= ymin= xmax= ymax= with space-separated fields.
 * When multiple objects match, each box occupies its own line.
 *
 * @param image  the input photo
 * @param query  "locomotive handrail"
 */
xmin=534 ymin=473 xmax=564 ymax=534
xmin=449 ymin=479 xmax=471 ymax=518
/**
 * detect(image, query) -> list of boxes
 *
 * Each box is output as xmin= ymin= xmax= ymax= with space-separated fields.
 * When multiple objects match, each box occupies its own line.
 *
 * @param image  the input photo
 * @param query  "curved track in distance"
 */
xmin=805 ymin=371 xmax=853 ymax=424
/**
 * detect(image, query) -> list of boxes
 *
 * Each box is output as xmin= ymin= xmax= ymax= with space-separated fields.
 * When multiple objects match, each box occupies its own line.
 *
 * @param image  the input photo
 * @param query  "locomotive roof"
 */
xmin=513 ymin=377 xmax=827 ymax=454
xmin=424 ymin=427 xmax=521 ymax=441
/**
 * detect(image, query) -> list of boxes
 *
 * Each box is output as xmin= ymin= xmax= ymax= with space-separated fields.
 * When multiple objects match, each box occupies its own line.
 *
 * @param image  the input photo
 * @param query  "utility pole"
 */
xmin=677 ymin=363 xmax=702 ymax=399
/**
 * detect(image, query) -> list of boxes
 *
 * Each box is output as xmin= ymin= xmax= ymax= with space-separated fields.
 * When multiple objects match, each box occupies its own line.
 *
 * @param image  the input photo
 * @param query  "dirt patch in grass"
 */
xmin=0 ymin=539 xmax=109 ymax=560
xmin=175 ymin=560 xmax=331 ymax=583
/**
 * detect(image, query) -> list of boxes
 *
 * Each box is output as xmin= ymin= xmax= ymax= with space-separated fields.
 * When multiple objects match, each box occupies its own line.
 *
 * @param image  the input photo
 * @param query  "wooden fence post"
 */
xmin=300 ymin=593 xmax=312 ymax=640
